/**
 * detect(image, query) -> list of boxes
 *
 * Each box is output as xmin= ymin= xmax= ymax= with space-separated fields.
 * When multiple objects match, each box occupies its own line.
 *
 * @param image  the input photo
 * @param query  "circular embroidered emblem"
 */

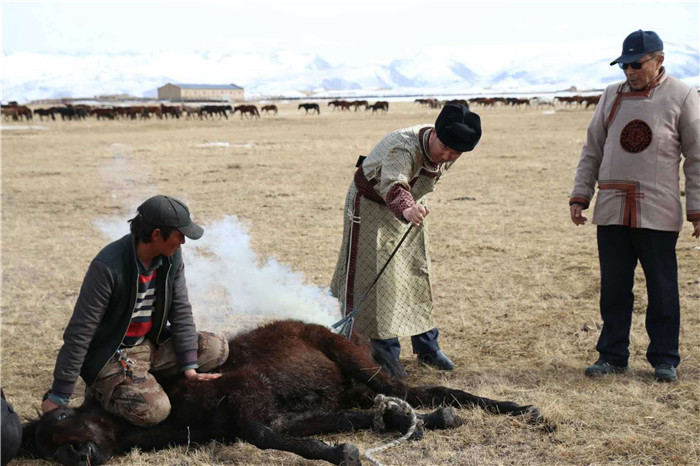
xmin=620 ymin=119 xmax=652 ymax=153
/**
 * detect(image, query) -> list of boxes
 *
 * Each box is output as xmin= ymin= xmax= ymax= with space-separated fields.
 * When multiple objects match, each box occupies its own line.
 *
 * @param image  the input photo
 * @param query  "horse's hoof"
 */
xmin=523 ymin=406 xmax=556 ymax=432
xmin=543 ymin=422 xmax=557 ymax=433
xmin=339 ymin=443 xmax=361 ymax=466
xmin=409 ymin=419 xmax=424 ymax=440
xmin=436 ymin=407 xmax=463 ymax=429
xmin=524 ymin=405 xmax=541 ymax=422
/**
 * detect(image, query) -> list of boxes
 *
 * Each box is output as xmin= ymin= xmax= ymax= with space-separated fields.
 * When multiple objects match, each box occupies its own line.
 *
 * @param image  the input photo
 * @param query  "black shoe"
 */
xmin=585 ymin=359 xmax=629 ymax=377
xmin=418 ymin=350 xmax=454 ymax=371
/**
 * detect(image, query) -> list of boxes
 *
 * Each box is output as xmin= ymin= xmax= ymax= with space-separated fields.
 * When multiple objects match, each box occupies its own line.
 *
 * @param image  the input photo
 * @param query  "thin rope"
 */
xmin=364 ymin=395 xmax=419 ymax=466
xmin=332 ymin=224 xmax=414 ymax=338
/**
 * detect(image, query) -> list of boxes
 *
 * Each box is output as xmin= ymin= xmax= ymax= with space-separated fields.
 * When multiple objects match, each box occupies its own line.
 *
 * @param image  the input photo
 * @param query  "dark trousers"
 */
xmin=596 ymin=225 xmax=680 ymax=367
xmin=371 ymin=328 xmax=440 ymax=360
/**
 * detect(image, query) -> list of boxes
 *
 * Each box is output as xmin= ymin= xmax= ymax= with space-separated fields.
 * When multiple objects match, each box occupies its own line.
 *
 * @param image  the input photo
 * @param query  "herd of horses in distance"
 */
xmin=1 ymin=94 xmax=601 ymax=122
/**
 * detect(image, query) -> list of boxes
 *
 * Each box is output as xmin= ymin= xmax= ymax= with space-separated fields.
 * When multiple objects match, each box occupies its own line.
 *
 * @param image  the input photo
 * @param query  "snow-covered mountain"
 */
xmin=2 ymin=42 xmax=698 ymax=103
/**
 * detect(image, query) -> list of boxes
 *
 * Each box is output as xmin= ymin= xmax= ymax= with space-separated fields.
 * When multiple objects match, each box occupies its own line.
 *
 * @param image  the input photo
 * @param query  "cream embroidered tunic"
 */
xmin=570 ymin=73 xmax=700 ymax=230
xmin=330 ymin=125 xmax=455 ymax=339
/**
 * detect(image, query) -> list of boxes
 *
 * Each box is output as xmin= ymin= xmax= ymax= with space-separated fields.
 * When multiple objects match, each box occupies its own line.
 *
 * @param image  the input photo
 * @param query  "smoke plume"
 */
xmin=93 ymin=215 xmax=342 ymax=336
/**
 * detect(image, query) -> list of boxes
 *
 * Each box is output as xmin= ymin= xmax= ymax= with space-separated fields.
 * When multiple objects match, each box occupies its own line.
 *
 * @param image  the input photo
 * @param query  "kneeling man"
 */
xmin=42 ymin=195 xmax=229 ymax=426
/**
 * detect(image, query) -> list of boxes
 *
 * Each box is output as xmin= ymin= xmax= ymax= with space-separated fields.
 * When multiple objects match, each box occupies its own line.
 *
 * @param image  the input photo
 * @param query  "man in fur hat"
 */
xmin=331 ymin=104 xmax=481 ymax=376
xmin=570 ymin=30 xmax=700 ymax=383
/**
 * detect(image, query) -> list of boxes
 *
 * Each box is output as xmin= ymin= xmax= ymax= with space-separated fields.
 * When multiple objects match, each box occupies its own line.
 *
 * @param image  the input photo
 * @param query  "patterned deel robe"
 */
xmin=330 ymin=125 xmax=456 ymax=339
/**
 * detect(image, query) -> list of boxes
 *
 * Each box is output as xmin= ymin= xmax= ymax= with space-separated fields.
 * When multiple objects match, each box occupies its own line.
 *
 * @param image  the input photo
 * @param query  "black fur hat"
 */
xmin=435 ymin=104 xmax=482 ymax=152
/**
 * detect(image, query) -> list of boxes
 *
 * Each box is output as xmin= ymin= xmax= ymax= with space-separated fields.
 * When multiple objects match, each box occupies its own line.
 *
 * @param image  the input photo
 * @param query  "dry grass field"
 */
xmin=2 ymin=101 xmax=699 ymax=465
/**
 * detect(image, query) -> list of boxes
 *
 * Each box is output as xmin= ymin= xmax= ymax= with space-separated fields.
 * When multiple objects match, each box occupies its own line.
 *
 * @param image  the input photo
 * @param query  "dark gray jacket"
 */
xmin=51 ymin=234 xmax=198 ymax=397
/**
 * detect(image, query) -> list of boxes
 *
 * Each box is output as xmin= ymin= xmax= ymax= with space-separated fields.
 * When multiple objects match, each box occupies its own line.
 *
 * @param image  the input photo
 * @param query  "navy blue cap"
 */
xmin=610 ymin=30 xmax=663 ymax=65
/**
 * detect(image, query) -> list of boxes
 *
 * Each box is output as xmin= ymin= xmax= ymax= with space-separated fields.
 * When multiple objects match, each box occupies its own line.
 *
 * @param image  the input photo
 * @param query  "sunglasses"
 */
xmin=619 ymin=57 xmax=655 ymax=70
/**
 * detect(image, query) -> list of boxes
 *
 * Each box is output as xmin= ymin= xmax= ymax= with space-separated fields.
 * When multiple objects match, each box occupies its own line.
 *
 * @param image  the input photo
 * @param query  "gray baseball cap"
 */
xmin=137 ymin=195 xmax=204 ymax=240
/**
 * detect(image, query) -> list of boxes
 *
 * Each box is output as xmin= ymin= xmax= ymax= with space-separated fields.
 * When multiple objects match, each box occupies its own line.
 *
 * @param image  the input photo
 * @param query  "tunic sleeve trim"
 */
xmin=386 ymin=184 xmax=415 ymax=221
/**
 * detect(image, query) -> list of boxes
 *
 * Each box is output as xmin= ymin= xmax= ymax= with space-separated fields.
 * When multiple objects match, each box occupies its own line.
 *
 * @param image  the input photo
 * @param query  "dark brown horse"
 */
xmin=330 ymin=100 xmax=353 ymax=111
xmin=160 ymin=104 xmax=181 ymax=119
xmin=20 ymin=320 xmax=551 ymax=465
xmin=260 ymin=104 xmax=278 ymax=115
xmin=582 ymin=95 xmax=601 ymax=109
xmin=352 ymin=100 xmax=368 ymax=111
xmin=367 ymin=101 xmax=389 ymax=113
xmin=233 ymin=105 xmax=260 ymax=119
xmin=298 ymin=103 xmax=320 ymax=114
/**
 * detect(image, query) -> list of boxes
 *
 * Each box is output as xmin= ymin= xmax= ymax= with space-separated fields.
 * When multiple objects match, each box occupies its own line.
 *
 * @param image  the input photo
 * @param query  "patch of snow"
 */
xmin=1 ymin=125 xmax=50 ymax=130
xmin=197 ymin=141 xmax=230 ymax=147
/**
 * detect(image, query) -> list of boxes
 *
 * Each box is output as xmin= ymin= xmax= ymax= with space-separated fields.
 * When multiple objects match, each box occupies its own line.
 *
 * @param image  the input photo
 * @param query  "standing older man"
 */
xmin=570 ymin=30 xmax=700 ymax=383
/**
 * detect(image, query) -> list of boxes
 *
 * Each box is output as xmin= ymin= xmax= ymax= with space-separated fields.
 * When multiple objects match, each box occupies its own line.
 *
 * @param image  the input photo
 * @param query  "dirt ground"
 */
xmin=2 ymin=101 xmax=699 ymax=465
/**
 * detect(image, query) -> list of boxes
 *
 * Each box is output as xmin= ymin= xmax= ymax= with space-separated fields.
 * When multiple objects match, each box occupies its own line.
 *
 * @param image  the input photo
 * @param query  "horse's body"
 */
xmin=91 ymin=108 xmax=117 ymax=120
xmin=261 ymin=104 xmax=278 ymax=115
xmin=367 ymin=101 xmax=389 ymax=113
xmin=233 ymin=105 xmax=260 ymax=118
xmin=582 ymin=95 xmax=601 ymax=109
xmin=180 ymin=105 xmax=202 ymax=119
xmin=2 ymin=105 xmax=33 ymax=121
xmin=33 ymin=108 xmax=57 ymax=121
xmin=352 ymin=100 xmax=368 ymax=111
xmin=298 ymin=103 xmax=320 ymax=114
xmin=201 ymin=105 xmax=231 ymax=119
xmin=22 ymin=320 xmax=551 ymax=465
xmin=160 ymin=105 xmax=181 ymax=119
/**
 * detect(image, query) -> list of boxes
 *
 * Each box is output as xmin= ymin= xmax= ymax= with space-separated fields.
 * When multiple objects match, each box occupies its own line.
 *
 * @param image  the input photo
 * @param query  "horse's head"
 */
xmin=22 ymin=403 xmax=117 ymax=466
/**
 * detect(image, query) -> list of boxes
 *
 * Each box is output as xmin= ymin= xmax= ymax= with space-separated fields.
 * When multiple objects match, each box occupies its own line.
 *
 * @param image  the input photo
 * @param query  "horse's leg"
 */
xmin=275 ymin=406 xmax=435 ymax=439
xmin=402 ymin=385 xmax=552 ymax=430
xmin=277 ymin=410 xmax=374 ymax=436
xmin=240 ymin=422 xmax=360 ymax=466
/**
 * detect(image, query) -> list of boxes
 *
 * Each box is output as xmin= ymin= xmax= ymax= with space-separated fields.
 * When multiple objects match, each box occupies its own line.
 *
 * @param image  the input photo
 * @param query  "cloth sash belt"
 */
xmin=354 ymin=167 xmax=386 ymax=205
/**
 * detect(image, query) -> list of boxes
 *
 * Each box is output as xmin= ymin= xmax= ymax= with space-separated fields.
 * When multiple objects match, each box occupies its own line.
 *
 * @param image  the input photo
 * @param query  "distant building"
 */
xmin=157 ymin=83 xmax=244 ymax=102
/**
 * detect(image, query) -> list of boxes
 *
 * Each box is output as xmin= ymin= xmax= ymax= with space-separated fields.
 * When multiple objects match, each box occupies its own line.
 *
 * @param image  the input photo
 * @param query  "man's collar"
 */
xmin=137 ymin=254 xmax=163 ymax=274
xmin=624 ymin=66 xmax=667 ymax=93
xmin=132 ymin=236 xmax=163 ymax=274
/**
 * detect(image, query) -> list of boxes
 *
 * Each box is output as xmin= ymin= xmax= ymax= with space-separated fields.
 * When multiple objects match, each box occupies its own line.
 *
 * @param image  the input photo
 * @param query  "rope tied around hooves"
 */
xmin=364 ymin=394 xmax=421 ymax=466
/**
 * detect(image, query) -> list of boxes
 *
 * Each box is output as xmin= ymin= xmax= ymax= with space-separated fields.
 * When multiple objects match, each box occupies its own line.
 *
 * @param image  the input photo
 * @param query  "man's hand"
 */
xmin=402 ymin=204 xmax=430 ymax=227
xmin=184 ymin=369 xmax=221 ymax=381
xmin=570 ymin=204 xmax=588 ymax=226
xmin=692 ymin=220 xmax=700 ymax=238
xmin=41 ymin=398 xmax=60 ymax=414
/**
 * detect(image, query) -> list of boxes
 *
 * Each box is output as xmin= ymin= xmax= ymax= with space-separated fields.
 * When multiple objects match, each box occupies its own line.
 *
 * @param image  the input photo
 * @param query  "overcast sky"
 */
xmin=2 ymin=1 xmax=699 ymax=66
